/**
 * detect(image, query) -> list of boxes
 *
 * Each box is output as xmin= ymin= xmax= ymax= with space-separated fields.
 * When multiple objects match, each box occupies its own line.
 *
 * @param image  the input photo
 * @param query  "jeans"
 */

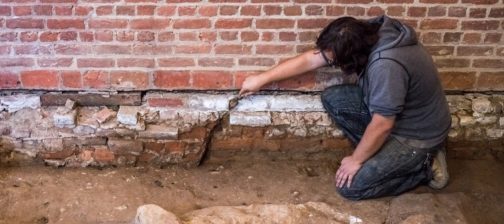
xmin=321 ymin=85 xmax=440 ymax=200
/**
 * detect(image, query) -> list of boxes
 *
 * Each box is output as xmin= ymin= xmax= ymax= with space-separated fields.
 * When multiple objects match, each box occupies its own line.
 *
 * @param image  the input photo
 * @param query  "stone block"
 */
xmin=95 ymin=107 xmax=117 ymax=124
xmin=118 ymin=106 xmax=139 ymax=125
xmin=0 ymin=95 xmax=41 ymax=113
xmin=459 ymin=116 xmax=476 ymax=126
xmin=73 ymin=125 xmax=96 ymax=135
xmin=54 ymin=109 xmax=77 ymax=128
xmin=486 ymin=129 xmax=504 ymax=139
xmin=265 ymin=128 xmax=286 ymax=139
xmin=472 ymin=97 xmax=493 ymax=114
xmin=41 ymin=93 xmax=142 ymax=106
xmin=230 ymin=112 xmax=271 ymax=127
xmin=186 ymin=94 xmax=230 ymax=111
xmin=134 ymin=204 xmax=181 ymax=224
xmin=234 ymin=95 xmax=269 ymax=111
xmin=269 ymin=95 xmax=324 ymax=112
xmin=65 ymin=99 xmax=76 ymax=110
xmin=108 ymin=139 xmax=143 ymax=155
xmin=499 ymin=117 xmax=504 ymax=127
xmin=138 ymin=125 xmax=178 ymax=139
xmin=10 ymin=126 xmax=31 ymax=138
xmin=476 ymin=116 xmax=498 ymax=125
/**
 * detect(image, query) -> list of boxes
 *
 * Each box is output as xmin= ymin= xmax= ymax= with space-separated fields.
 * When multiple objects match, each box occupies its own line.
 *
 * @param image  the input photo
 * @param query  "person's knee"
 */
xmin=337 ymin=187 xmax=364 ymax=201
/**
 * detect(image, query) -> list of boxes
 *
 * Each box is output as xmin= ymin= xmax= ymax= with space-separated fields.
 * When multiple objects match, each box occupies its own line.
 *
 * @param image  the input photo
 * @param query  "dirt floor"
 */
xmin=0 ymin=158 xmax=503 ymax=224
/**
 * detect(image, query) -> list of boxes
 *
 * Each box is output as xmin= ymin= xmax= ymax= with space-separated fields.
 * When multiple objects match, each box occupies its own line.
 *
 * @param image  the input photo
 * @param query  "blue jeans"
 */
xmin=321 ymin=85 xmax=440 ymax=200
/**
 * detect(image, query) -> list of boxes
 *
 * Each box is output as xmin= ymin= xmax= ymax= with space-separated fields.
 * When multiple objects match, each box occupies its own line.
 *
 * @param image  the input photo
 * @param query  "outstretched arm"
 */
xmin=239 ymin=49 xmax=328 ymax=96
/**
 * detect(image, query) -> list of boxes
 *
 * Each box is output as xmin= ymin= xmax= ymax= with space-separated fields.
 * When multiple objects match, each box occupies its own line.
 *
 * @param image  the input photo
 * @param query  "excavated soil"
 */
xmin=0 ymin=158 xmax=503 ymax=224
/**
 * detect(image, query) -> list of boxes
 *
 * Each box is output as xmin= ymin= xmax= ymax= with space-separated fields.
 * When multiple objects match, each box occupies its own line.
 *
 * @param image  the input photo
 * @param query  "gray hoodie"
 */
xmin=359 ymin=16 xmax=451 ymax=148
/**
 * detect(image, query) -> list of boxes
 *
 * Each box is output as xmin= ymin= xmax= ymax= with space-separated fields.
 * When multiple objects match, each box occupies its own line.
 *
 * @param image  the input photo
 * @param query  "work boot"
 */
xmin=428 ymin=148 xmax=449 ymax=189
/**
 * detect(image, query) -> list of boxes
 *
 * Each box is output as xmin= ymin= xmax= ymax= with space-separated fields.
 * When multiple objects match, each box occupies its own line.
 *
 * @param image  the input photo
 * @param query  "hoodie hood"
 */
xmin=368 ymin=16 xmax=418 ymax=56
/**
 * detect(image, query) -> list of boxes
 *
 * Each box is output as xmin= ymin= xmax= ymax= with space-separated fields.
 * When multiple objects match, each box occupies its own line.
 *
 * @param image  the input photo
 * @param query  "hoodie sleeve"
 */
xmin=367 ymin=59 xmax=409 ymax=117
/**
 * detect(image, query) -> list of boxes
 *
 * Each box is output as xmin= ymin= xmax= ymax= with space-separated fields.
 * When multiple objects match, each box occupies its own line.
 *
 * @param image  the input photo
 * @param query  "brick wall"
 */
xmin=0 ymin=0 xmax=502 ymax=92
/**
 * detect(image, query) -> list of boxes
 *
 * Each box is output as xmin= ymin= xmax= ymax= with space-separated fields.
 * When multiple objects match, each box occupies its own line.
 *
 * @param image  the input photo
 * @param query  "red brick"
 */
xmin=179 ymin=32 xmax=198 ymax=41
xmin=147 ymin=98 xmax=184 ymax=107
xmin=157 ymin=6 xmax=176 ymax=16
xmin=420 ymin=19 xmax=458 ymax=29
xmin=448 ymin=7 xmax=467 ymax=17
xmin=55 ymin=6 xmax=73 ymax=15
xmin=408 ymin=7 xmax=427 ymax=17
xmin=94 ymin=147 xmax=115 ymax=163
xmin=297 ymin=19 xmax=331 ymax=29
xmin=256 ymin=19 xmax=295 ymax=29
xmin=78 ymin=32 xmax=92 ymax=41
xmin=279 ymin=32 xmax=297 ymax=41
xmin=462 ymin=20 xmax=500 ymax=30
xmin=144 ymin=142 xmax=165 ymax=153
xmin=277 ymin=72 xmax=316 ymax=90
xmin=173 ymin=19 xmax=210 ymax=29
xmin=20 ymin=70 xmax=59 ymax=89
xmin=6 ymin=19 xmax=44 ymax=29
xmin=425 ymin=46 xmax=454 ymax=56
xmin=199 ymin=6 xmax=218 ymax=16
xmin=14 ymin=45 xmax=51 ymax=55
xmin=215 ymin=45 xmax=252 ymax=54
xmin=116 ymin=6 xmax=135 ymax=15
xmin=461 ymin=0 xmax=498 ymax=4
xmin=0 ymin=58 xmax=34 ymax=67
xmin=40 ymin=32 xmax=59 ymax=42
xmin=54 ymin=44 xmax=92 ymax=55
xmin=434 ymin=58 xmax=470 ymax=68
xmin=489 ymin=8 xmax=504 ymax=17
xmin=131 ymin=19 xmax=170 ymax=29
xmin=137 ymin=5 xmax=156 ymax=16
xmin=473 ymin=59 xmax=504 ymax=68
xmin=34 ymin=5 xmax=52 ymax=15
xmin=428 ymin=6 xmax=446 ymax=16
xmin=263 ymin=5 xmax=281 ymax=15
xmin=368 ymin=7 xmax=385 ymax=16
xmin=346 ymin=7 xmax=366 ymax=16
xmin=13 ymin=6 xmax=31 ymax=16
xmin=326 ymin=6 xmax=344 ymax=16
xmin=174 ymin=45 xmax=211 ymax=54
xmin=96 ymin=6 xmax=113 ymax=15
xmin=137 ymin=31 xmax=155 ymax=42
xmin=0 ymin=6 xmax=11 ymax=16
xmin=40 ymin=0 xmax=76 ymax=2
xmin=59 ymin=31 xmax=77 ymax=41
xmin=377 ymin=0 xmax=412 ymax=2
xmin=77 ymin=58 xmax=114 ymax=68
xmin=89 ymin=19 xmax=128 ymax=29
xmin=238 ymin=58 xmax=276 ymax=66
xmin=153 ymin=71 xmax=190 ymax=89
xmin=20 ymin=32 xmax=37 ymax=42
xmin=484 ymin=33 xmax=502 ymax=43
xmin=457 ymin=46 xmax=493 ymax=56
xmin=387 ymin=6 xmax=405 ymax=16
xmin=47 ymin=19 xmax=84 ymax=29
xmin=192 ymin=71 xmax=232 ymax=89
xmin=462 ymin=33 xmax=481 ymax=44
xmin=420 ymin=0 xmax=457 ymax=2
xmin=83 ymin=71 xmax=110 ymax=89
xmin=0 ymin=72 xmax=19 ymax=88
xmin=439 ymin=72 xmax=476 ymax=91
xmin=158 ymin=32 xmax=175 ymax=42
xmin=262 ymin=32 xmax=274 ymax=41
xmin=117 ymin=58 xmax=154 ymax=68
xmin=61 ymin=71 xmax=82 ymax=89
xmin=164 ymin=141 xmax=186 ymax=154
xmin=178 ymin=6 xmax=197 ymax=16
xmin=241 ymin=5 xmax=261 ymax=16
xmin=256 ymin=45 xmax=294 ymax=54
xmin=241 ymin=31 xmax=259 ymax=41
xmin=110 ymin=71 xmax=149 ymax=89
xmin=477 ymin=72 xmax=504 ymax=91
xmin=198 ymin=58 xmax=234 ymax=67
xmin=158 ymin=58 xmax=195 ymax=67
xmin=94 ymin=45 xmax=131 ymax=54
xmin=220 ymin=5 xmax=239 ymax=15
xmin=0 ymin=46 xmax=9 ymax=55
xmin=38 ymin=58 xmax=73 ymax=67
xmin=443 ymin=32 xmax=462 ymax=43
xmin=75 ymin=6 xmax=92 ymax=16
xmin=133 ymin=45 xmax=172 ymax=55
xmin=215 ymin=19 xmax=252 ymax=29
xmin=219 ymin=31 xmax=238 ymax=41
xmin=336 ymin=0 xmax=371 ymax=3
xmin=469 ymin=8 xmax=487 ymax=18
xmin=116 ymin=31 xmax=135 ymax=42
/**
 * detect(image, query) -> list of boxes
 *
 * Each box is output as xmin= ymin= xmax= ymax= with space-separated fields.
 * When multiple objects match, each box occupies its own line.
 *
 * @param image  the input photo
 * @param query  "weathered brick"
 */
xmin=117 ymin=106 xmax=139 ymax=125
xmin=41 ymin=93 xmax=141 ymax=106
xmin=138 ymin=125 xmax=178 ymax=139
xmin=94 ymin=146 xmax=115 ymax=163
xmin=108 ymin=139 xmax=143 ymax=155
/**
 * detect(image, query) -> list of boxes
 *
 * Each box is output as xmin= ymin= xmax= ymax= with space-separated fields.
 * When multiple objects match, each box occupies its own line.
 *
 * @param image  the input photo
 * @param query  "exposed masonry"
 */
xmin=0 ymin=92 xmax=503 ymax=168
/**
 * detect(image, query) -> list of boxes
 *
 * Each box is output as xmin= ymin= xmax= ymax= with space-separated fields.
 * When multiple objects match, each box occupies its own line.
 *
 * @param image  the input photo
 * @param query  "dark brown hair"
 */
xmin=316 ymin=17 xmax=380 ymax=75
